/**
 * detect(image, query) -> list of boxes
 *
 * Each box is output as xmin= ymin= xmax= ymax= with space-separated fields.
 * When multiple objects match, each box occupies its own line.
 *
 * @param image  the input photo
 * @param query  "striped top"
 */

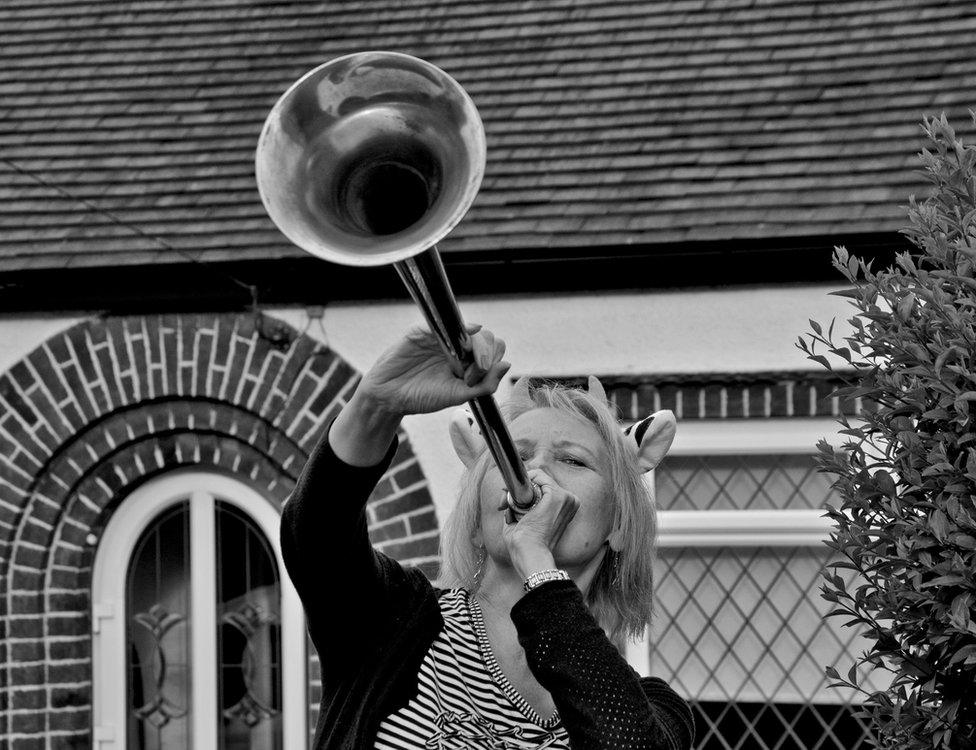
xmin=374 ymin=588 xmax=571 ymax=749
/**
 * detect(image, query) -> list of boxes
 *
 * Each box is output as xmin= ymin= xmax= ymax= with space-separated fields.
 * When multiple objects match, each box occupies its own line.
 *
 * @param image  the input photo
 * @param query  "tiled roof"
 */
xmin=1 ymin=0 xmax=975 ymax=271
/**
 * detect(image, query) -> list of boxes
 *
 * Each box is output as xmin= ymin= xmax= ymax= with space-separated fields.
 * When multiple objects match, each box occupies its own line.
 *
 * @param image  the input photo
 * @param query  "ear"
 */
xmin=623 ymin=409 xmax=676 ymax=472
xmin=607 ymin=527 xmax=624 ymax=552
xmin=586 ymin=375 xmax=608 ymax=405
xmin=510 ymin=375 xmax=532 ymax=404
xmin=449 ymin=407 xmax=486 ymax=469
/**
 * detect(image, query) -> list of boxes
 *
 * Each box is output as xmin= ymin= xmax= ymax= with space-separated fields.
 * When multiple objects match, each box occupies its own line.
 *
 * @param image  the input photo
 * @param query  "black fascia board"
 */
xmin=0 ymin=232 xmax=907 ymax=314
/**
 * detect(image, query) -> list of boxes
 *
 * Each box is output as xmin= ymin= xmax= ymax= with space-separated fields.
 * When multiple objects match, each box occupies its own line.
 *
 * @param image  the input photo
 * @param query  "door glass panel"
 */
xmin=126 ymin=502 xmax=191 ymax=750
xmin=215 ymin=500 xmax=283 ymax=750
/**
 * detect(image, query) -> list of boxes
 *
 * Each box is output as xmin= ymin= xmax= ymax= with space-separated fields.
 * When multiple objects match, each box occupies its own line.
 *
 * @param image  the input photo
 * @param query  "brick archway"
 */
xmin=0 ymin=313 xmax=438 ymax=746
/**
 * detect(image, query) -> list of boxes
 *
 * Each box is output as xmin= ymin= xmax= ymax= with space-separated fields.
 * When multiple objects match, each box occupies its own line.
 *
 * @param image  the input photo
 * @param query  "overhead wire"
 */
xmin=1 ymin=156 xmax=257 ymax=298
xmin=0 ymin=156 xmax=305 ymax=351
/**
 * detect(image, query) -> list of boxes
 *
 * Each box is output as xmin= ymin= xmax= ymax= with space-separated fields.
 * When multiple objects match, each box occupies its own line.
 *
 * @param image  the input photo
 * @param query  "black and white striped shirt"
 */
xmin=374 ymin=588 xmax=571 ymax=750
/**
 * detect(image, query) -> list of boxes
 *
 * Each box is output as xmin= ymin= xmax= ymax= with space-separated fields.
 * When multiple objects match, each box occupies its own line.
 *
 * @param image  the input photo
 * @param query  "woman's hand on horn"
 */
xmin=356 ymin=324 xmax=510 ymax=418
xmin=502 ymin=469 xmax=580 ymax=579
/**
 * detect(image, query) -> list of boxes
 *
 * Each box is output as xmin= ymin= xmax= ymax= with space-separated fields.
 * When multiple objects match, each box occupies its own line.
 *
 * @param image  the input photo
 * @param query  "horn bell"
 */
xmin=255 ymin=51 xmax=486 ymax=267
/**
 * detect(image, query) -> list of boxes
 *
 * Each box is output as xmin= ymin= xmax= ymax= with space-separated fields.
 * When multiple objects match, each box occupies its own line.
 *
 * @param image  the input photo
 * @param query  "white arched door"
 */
xmin=92 ymin=471 xmax=305 ymax=749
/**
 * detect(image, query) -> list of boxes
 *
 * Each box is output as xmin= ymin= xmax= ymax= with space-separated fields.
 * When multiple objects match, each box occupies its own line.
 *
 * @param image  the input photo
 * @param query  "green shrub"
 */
xmin=798 ymin=113 xmax=976 ymax=750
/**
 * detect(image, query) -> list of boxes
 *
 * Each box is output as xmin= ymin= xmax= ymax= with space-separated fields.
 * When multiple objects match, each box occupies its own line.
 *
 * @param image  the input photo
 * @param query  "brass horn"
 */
xmin=255 ymin=51 xmax=536 ymax=511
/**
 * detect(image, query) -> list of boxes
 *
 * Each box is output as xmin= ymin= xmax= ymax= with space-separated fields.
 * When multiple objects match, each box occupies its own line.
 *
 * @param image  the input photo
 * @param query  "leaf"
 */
xmin=922 ymin=573 xmax=966 ymax=588
xmin=950 ymin=594 xmax=972 ymax=629
xmin=934 ymin=347 xmax=954 ymax=378
xmin=949 ymin=532 xmax=976 ymax=549
xmin=929 ymin=508 xmax=951 ymax=542
xmin=808 ymin=354 xmax=832 ymax=370
xmin=897 ymin=294 xmax=915 ymax=319
xmin=874 ymin=470 xmax=897 ymax=497
xmin=949 ymin=645 xmax=976 ymax=664
xmin=810 ymin=319 xmax=823 ymax=336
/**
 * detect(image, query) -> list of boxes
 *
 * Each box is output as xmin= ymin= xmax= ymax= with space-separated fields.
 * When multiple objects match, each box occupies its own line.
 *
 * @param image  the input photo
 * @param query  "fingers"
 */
xmin=524 ymin=469 xmax=579 ymax=539
xmin=464 ymin=328 xmax=508 ymax=388
xmin=470 ymin=329 xmax=505 ymax=369
xmin=527 ymin=468 xmax=553 ymax=491
xmin=474 ymin=329 xmax=495 ymax=368
xmin=465 ymin=360 xmax=511 ymax=393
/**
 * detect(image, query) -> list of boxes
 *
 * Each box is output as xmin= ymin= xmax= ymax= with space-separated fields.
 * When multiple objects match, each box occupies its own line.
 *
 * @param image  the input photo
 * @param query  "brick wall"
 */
xmin=549 ymin=371 xmax=859 ymax=421
xmin=0 ymin=313 xmax=438 ymax=749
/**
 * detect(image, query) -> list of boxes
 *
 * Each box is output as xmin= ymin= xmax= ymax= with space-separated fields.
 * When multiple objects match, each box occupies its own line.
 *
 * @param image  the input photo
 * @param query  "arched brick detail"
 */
xmin=0 ymin=314 xmax=439 ymax=746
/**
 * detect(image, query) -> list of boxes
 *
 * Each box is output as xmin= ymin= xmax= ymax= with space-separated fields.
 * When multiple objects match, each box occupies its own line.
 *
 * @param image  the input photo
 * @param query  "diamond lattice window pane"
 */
xmin=649 ymin=449 xmax=890 ymax=748
xmin=650 ymin=546 xmax=891 ymax=705
xmin=656 ymin=454 xmax=836 ymax=510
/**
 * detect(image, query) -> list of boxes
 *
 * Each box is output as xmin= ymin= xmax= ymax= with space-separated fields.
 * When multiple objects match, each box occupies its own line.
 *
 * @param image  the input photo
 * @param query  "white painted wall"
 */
xmin=0 ymin=315 xmax=83 ymax=368
xmin=0 ymin=283 xmax=852 ymax=521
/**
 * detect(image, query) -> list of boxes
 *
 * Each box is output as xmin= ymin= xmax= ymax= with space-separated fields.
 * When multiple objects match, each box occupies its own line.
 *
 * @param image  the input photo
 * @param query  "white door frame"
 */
xmin=91 ymin=471 xmax=305 ymax=749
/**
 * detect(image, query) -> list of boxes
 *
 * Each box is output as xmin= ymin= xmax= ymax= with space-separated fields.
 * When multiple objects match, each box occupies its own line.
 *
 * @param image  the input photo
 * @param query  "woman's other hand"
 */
xmin=358 ymin=324 xmax=510 ymax=417
xmin=502 ymin=469 xmax=580 ymax=579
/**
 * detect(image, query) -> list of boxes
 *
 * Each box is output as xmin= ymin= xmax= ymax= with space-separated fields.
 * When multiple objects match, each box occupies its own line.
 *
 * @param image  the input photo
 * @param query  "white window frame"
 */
xmin=91 ymin=471 xmax=306 ymax=749
xmin=627 ymin=417 xmax=841 ymax=673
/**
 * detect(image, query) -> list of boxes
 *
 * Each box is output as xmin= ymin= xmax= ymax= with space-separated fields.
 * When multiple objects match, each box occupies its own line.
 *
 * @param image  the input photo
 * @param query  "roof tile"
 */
xmin=1 ymin=0 xmax=975 ymax=270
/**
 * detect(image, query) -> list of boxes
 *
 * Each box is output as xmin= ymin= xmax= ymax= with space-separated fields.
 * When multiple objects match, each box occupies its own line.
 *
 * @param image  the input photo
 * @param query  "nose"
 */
xmin=524 ymin=450 xmax=550 ymax=472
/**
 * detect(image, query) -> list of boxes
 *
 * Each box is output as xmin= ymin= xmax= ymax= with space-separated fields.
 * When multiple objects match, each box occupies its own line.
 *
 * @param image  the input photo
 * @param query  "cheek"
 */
xmin=574 ymin=481 xmax=615 ymax=539
xmin=477 ymin=471 xmax=507 ymax=538
xmin=480 ymin=469 xmax=506 ymax=508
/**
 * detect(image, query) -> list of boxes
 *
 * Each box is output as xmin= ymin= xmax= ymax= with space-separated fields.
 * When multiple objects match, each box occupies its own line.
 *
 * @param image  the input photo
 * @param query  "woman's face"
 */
xmin=478 ymin=407 xmax=616 ymax=567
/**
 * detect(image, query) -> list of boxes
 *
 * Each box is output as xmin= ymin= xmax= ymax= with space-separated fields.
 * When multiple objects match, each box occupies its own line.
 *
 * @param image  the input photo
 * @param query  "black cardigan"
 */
xmin=280 ymin=427 xmax=695 ymax=749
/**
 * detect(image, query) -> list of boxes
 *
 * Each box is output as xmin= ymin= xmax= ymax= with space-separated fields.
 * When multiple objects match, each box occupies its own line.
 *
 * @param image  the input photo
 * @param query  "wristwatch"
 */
xmin=522 ymin=568 xmax=570 ymax=592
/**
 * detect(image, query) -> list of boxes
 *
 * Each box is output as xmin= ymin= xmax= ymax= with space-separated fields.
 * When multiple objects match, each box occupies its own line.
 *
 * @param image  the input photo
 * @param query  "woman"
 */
xmin=280 ymin=325 xmax=694 ymax=749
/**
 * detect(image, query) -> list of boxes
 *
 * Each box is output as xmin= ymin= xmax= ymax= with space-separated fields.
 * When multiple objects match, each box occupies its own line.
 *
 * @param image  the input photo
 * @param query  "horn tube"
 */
xmin=255 ymin=51 xmax=536 ymax=512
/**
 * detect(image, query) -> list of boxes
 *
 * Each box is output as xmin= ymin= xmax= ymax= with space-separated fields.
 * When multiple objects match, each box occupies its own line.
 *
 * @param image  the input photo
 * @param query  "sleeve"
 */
xmin=279 ymin=421 xmax=417 ymax=671
xmin=511 ymin=580 xmax=695 ymax=750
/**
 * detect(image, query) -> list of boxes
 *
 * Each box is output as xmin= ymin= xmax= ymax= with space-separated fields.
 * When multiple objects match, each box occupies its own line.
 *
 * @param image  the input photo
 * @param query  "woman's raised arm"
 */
xmin=279 ymin=326 xmax=510 ymax=671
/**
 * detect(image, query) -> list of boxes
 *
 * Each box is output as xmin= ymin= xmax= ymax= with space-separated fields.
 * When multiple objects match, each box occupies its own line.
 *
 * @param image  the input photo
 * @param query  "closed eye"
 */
xmin=559 ymin=455 xmax=588 ymax=467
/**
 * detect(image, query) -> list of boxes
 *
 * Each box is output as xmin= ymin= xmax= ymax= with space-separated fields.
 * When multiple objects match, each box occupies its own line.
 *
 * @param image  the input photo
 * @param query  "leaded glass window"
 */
xmin=120 ymin=487 xmax=285 ymax=749
xmin=216 ymin=501 xmax=283 ymax=749
xmin=127 ymin=503 xmax=192 ymax=749
xmin=657 ymin=454 xmax=836 ymax=511
xmin=651 ymin=452 xmax=889 ymax=749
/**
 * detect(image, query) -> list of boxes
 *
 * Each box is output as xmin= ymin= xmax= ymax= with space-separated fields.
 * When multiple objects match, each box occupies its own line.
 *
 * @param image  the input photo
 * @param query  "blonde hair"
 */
xmin=435 ymin=381 xmax=657 ymax=643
